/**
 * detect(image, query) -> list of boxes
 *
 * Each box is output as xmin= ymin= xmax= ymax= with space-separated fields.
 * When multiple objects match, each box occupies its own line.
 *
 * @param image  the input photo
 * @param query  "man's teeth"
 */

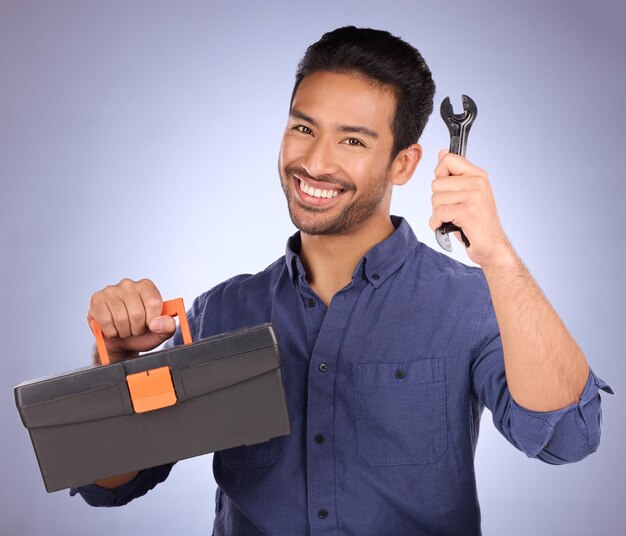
xmin=299 ymin=179 xmax=341 ymax=198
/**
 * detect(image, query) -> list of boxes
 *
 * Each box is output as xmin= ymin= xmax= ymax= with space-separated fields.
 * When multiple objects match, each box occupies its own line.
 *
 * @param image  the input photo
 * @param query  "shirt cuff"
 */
xmin=505 ymin=368 xmax=613 ymax=460
xmin=69 ymin=463 xmax=175 ymax=507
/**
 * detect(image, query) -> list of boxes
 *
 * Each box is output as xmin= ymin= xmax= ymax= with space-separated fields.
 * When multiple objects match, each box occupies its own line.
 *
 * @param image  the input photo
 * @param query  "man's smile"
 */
xmin=292 ymin=173 xmax=347 ymax=208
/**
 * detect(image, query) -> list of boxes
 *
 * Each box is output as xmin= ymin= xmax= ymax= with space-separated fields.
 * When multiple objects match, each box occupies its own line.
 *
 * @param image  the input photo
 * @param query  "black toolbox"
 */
xmin=15 ymin=300 xmax=291 ymax=492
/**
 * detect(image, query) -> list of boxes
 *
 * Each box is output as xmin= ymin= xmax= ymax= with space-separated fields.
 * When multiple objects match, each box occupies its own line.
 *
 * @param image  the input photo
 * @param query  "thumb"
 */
xmin=148 ymin=315 xmax=177 ymax=338
xmin=438 ymin=148 xmax=450 ymax=161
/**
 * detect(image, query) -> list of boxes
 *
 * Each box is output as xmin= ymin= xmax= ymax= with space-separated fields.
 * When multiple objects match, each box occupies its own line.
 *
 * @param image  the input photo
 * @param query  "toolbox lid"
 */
xmin=15 ymin=323 xmax=281 ymax=429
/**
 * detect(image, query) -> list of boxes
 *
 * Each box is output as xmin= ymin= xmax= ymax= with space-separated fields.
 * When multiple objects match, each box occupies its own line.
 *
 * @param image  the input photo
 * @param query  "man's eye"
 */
xmin=344 ymin=138 xmax=365 ymax=147
xmin=294 ymin=125 xmax=313 ymax=135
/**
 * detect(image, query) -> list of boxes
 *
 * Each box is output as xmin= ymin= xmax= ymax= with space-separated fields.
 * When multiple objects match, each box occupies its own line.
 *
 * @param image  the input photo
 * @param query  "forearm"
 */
xmin=480 ymin=240 xmax=589 ymax=411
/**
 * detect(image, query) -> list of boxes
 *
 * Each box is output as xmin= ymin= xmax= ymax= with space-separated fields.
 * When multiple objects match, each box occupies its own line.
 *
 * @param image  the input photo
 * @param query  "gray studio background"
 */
xmin=1 ymin=1 xmax=624 ymax=534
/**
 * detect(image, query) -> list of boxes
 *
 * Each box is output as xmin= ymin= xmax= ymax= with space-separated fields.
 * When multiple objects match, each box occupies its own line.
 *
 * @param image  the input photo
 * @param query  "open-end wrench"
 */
xmin=435 ymin=94 xmax=478 ymax=252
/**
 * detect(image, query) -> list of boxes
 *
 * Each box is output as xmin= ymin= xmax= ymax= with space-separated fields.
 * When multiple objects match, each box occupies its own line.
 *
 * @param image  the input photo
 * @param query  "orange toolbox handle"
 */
xmin=89 ymin=298 xmax=192 ymax=413
xmin=90 ymin=298 xmax=192 ymax=366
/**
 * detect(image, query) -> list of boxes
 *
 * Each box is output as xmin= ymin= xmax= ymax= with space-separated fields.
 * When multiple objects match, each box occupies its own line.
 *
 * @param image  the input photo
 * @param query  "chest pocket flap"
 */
xmin=354 ymin=357 xmax=447 ymax=465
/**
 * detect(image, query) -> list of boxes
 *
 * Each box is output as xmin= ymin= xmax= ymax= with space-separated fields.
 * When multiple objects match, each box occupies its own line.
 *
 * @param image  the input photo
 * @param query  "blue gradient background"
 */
xmin=1 ymin=1 xmax=624 ymax=534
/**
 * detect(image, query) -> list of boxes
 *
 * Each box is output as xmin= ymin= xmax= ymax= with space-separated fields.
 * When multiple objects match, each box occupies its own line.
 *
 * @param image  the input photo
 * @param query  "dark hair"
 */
xmin=291 ymin=26 xmax=436 ymax=160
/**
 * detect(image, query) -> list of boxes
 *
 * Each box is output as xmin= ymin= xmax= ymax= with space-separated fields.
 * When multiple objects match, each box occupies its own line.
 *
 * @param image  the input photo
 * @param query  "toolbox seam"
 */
xmin=180 ymin=344 xmax=278 ymax=370
xmin=20 ymin=384 xmax=122 ymax=409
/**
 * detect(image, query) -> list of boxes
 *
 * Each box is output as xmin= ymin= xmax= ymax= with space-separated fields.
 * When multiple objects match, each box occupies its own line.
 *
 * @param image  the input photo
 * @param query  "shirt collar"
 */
xmin=285 ymin=231 xmax=306 ymax=285
xmin=285 ymin=215 xmax=420 ymax=288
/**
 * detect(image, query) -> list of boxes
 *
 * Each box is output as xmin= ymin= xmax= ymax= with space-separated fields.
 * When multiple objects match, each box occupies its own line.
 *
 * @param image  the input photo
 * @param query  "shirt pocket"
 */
xmin=354 ymin=358 xmax=447 ymax=465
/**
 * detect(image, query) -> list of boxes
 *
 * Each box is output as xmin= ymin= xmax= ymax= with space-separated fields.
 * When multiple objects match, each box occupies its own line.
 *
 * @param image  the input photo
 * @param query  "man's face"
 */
xmin=279 ymin=71 xmax=397 ymax=236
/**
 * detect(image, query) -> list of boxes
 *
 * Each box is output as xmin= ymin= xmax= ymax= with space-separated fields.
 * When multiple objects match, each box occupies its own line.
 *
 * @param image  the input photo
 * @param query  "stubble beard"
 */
xmin=279 ymin=165 xmax=390 ymax=236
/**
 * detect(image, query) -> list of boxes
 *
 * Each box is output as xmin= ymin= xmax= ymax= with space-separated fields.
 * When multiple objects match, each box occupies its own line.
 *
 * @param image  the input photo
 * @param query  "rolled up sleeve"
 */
xmin=470 ymin=293 xmax=613 ymax=464
xmin=511 ymin=369 xmax=614 ymax=464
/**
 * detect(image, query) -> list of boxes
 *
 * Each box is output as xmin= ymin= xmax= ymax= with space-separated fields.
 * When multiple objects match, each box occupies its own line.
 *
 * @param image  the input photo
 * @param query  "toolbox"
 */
xmin=14 ymin=299 xmax=291 ymax=492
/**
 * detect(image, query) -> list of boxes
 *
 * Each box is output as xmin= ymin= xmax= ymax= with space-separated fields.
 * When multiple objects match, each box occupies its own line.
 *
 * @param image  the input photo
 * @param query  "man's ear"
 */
xmin=389 ymin=144 xmax=422 ymax=186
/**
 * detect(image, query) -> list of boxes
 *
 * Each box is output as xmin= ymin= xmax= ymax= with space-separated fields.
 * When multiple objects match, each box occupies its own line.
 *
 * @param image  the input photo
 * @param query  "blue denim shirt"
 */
xmin=72 ymin=215 xmax=612 ymax=535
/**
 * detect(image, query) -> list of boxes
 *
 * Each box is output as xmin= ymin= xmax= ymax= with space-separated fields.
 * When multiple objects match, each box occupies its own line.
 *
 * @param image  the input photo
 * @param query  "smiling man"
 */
xmin=279 ymin=68 xmax=418 ymax=307
xmin=72 ymin=26 xmax=612 ymax=536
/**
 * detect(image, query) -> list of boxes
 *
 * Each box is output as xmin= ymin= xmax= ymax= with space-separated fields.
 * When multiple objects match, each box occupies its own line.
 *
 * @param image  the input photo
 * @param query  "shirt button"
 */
xmin=318 ymin=362 xmax=328 ymax=372
xmin=314 ymin=434 xmax=325 ymax=444
xmin=395 ymin=369 xmax=406 ymax=379
xmin=371 ymin=273 xmax=380 ymax=280
xmin=318 ymin=509 xmax=328 ymax=519
xmin=305 ymin=297 xmax=316 ymax=308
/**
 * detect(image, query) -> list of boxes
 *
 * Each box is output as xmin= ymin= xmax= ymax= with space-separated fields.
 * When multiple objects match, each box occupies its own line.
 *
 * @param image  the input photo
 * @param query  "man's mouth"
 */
xmin=292 ymin=174 xmax=345 ymax=207
xmin=299 ymin=178 xmax=343 ymax=198
xmin=293 ymin=174 xmax=347 ymax=206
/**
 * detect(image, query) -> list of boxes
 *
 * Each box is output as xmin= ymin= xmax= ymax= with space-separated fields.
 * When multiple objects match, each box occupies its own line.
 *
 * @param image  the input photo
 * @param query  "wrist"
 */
xmin=94 ymin=470 xmax=140 ymax=488
xmin=479 ymin=239 xmax=518 ymax=274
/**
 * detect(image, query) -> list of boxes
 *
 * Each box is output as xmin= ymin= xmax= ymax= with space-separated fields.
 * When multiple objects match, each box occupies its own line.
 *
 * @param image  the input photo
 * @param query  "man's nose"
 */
xmin=301 ymin=138 xmax=339 ymax=178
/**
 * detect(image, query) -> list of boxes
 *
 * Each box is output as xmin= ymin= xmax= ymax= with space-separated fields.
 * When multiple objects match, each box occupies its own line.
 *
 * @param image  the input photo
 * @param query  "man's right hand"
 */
xmin=87 ymin=278 xmax=177 ymax=363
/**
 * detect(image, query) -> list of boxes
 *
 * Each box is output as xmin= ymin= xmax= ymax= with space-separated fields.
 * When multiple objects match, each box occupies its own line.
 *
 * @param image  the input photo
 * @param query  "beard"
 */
xmin=279 ymin=163 xmax=389 ymax=236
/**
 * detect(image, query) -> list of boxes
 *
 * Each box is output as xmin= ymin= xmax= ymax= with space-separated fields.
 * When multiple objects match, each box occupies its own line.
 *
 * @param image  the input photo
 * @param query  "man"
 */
xmin=72 ymin=26 xmax=612 ymax=535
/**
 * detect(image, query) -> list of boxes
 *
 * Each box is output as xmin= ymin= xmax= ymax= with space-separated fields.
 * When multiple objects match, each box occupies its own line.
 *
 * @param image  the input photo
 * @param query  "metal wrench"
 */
xmin=435 ymin=94 xmax=478 ymax=252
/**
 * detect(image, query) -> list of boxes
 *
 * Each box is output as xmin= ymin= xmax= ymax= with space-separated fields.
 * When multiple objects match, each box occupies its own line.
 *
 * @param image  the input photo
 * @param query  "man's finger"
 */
xmin=107 ymin=295 xmax=132 ymax=339
xmin=148 ymin=315 xmax=177 ymax=338
xmin=429 ymin=203 xmax=468 ymax=232
xmin=88 ymin=292 xmax=117 ymax=338
xmin=137 ymin=279 xmax=163 ymax=326
xmin=431 ymin=190 xmax=468 ymax=208
xmin=434 ymin=152 xmax=485 ymax=179
xmin=121 ymin=287 xmax=147 ymax=338
xmin=432 ymin=175 xmax=482 ymax=193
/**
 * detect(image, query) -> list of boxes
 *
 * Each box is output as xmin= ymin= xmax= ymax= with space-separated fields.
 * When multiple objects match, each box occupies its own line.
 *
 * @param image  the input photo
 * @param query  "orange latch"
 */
xmin=126 ymin=366 xmax=177 ymax=413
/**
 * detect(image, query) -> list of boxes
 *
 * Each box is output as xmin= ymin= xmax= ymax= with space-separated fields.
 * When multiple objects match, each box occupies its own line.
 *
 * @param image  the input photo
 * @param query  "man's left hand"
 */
xmin=429 ymin=149 xmax=513 ymax=268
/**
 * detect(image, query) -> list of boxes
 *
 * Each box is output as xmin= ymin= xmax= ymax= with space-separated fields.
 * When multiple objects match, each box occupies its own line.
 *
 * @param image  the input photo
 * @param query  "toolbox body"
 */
xmin=15 ymin=322 xmax=291 ymax=492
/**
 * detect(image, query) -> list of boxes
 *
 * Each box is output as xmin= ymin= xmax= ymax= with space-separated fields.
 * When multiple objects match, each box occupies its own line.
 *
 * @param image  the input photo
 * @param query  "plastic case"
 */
xmin=14 ymin=299 xmax=291 ymax=492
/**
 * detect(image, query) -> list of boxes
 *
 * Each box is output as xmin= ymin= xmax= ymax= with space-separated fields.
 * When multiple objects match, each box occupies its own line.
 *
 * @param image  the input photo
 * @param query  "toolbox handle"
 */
xmin=90 ymin=298 xmax=193 ymax=365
